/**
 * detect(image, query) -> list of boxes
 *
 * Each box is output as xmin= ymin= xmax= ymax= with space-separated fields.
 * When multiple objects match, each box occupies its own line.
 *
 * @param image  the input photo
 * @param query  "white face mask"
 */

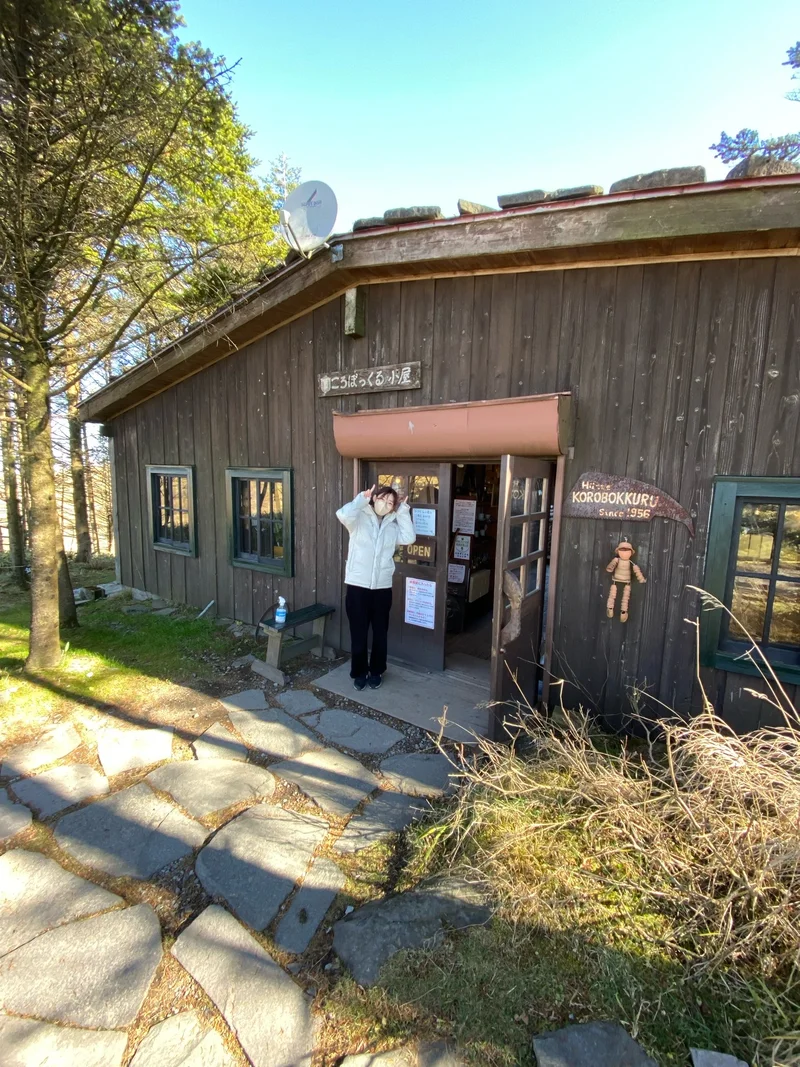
xmin=373 ymin=497 xmax=393 ymax=517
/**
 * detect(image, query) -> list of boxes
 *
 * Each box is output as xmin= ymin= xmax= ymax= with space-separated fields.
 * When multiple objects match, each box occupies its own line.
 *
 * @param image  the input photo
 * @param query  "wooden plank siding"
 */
xmin=109 ymin=259 xmax=800 ymax=727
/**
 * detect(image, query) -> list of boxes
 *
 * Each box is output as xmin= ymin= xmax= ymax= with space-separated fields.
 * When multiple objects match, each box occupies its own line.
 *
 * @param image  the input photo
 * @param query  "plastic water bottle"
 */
xmin=275 ymin=596 xmax=287 ymax=626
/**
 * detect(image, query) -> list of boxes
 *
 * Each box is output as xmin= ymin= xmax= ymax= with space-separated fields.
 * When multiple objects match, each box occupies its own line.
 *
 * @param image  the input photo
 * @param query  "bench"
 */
xmin=252 ymin=602 xmax=336 ymax=685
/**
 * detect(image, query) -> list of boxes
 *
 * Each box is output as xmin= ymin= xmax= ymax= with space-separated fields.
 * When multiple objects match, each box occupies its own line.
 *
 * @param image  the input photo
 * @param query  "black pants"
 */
xmin=346 ymin=585 xmax=393 ymax=679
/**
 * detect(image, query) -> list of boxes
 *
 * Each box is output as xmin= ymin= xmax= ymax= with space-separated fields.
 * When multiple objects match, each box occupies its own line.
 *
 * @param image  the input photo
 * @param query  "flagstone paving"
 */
xmin=219 ymin=687 xmax=268 ymax=712
xmin=0 ymin=849 xmax=123 ymax=954
xmin=192 ymin=720 xmax=248 ymax=761
xmin=0 ymin=902 xmax=162 ymax=1027
xmin=315 ymin=706 xmax=405 ymax=754
xmin=147 ymin=758 xmax=275 ymax=818
xmin=94 ymin=725 xmax=174 ymax=777
xmin=335 ymin=791 xmax=428 ymax=853
xmin=195 ymin=803 xmax=329 ymax=929
xmin=129 ymin=1010 xmax=236 ymax=1067
xmin=275 ymin=857 xmax=345 ymax=954
xmin=1 ymin=722 xmax=81 ymax=778
xmin=228 ymin=705 xmax=322 ymax=759
xmin=55 ymin=781 xmax=208 ymax=878
xmin=277 ymin=689 xmax=325 ymax=717
xmin=0 ymin=1014 xmax=128 ymax=1067
xmin=271 ymin=747 xmax=380 ymax=816
xmin=379 ymin=752 xmax=457 ymax=796
xmin=172 ymin=904 xmax=318 ymax=1067
xmin=11 ymin=763 xmax=109 ymax=816
xmin=0 ymin=788 xmax=32 ymax=842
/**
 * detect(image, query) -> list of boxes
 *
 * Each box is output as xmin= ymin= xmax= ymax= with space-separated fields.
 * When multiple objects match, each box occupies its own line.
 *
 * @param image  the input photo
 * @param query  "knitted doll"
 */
xmin=605 ymin=541 xmax=646 ymax=622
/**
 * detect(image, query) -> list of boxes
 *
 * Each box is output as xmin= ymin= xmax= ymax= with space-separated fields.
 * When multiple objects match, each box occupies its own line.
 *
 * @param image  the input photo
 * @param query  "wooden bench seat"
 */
xmin=252 ymin=602 xmax=336 ymax=685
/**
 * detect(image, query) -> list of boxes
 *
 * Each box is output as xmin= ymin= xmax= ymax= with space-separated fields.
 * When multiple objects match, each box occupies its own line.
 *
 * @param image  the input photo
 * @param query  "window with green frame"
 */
xmin=226 ymin=468 xmax=294 ymax=577
xmin=701 ymin=478 xmax=800 ymax=683
xmin=146 ymin=465 xmax=197 ymax=556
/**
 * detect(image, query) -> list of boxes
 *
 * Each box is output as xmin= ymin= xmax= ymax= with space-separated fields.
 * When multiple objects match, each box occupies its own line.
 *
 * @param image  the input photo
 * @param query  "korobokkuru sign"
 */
xmin=564 ymin=471 xmax=694 ymax=536
xmin=318 ymin=361 xmax=421 ymax=397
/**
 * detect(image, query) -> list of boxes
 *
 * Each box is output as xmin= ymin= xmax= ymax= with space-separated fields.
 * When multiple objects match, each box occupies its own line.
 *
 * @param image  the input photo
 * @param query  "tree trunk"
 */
xmin=2 ymin=384 xmax=27 ymax=587
xmin=58 ymin=542 xmax=78 ymax=628
xmin=67 ymin=381 xmax=91 ymax=562
xmin=24 ymin=359 xmax=62 ymax=669
xmin=83 ymin=422 xmax=100 ymax=554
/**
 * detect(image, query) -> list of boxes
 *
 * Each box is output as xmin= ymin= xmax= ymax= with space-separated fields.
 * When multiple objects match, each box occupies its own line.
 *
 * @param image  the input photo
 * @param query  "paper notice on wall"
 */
xmin=452 ymin=498 xmax=477 ymax=535
xmin=452 ymin=534 xmax=472 ymax=561
xmin=404 ymin=577 xmax=436 ymax=630
xmin=448 ymin=563 xmax=466 ymax=584
xmin=412 ymin=508 xmax=436 ymax=537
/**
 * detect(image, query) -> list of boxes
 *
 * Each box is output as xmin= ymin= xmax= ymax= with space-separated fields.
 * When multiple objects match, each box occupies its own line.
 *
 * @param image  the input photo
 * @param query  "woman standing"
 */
xmin=336 ymin=484 xmax=416 ymax=690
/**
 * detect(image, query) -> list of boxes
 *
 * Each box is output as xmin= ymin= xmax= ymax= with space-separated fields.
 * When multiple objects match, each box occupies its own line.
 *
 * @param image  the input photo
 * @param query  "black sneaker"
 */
xmin=368 ymin=673 xmax=383 ymax=690
xmin=353 ymin=676 xmax=368 ymax=692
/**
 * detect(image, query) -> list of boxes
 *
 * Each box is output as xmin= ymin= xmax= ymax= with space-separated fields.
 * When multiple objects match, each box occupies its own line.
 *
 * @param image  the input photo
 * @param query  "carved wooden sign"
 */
xmin=563 ymin=471 xmax=694 ymax=536
xmin=318 ymin=361 xmax=421 ymax=397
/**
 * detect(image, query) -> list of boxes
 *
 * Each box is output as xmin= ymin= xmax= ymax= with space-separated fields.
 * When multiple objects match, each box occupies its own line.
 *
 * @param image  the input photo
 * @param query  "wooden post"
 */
xmin=542 ymin=454 xmax=566 ymax=709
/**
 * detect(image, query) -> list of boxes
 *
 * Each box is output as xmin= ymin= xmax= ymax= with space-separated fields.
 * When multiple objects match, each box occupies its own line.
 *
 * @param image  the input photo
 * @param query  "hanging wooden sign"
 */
xmin=563 ymin=471 xmax=694 ymax=536
xmin=318 ymin=361 xmax=421 ymax=397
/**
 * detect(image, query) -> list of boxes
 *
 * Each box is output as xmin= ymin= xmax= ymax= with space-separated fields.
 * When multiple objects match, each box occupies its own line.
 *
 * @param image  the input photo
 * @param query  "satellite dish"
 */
xmin=280 ymin=181 xmax=338 ymax=257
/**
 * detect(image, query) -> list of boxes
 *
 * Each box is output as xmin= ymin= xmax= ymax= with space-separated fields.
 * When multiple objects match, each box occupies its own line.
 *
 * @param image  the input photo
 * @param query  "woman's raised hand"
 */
xmin=362 ymin=484 xmax=376 ymax=500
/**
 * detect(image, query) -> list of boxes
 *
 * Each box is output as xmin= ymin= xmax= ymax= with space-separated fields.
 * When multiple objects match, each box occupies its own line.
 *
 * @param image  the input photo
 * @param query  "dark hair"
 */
xmin=372 ymin=486 xmax=399 ymax=508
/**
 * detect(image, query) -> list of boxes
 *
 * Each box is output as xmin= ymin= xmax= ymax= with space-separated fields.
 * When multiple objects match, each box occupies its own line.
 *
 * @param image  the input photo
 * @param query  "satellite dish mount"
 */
xmin=280 ymin=181 xmax=338 ymax=259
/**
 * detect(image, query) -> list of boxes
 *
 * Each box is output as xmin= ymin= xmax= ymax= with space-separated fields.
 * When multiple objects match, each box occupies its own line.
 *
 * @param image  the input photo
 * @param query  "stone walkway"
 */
xmin=0 ymin=680 xmax=460 ymax=1066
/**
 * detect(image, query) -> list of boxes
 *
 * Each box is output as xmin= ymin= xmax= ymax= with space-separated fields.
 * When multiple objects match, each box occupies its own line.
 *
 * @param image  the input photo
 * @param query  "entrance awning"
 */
xmin=332 ymin=393 xmax=572 ymax=459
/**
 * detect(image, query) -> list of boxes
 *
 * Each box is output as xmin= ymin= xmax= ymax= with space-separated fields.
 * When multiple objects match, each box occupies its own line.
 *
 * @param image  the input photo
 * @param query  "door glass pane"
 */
xmin=778 ymin=507 xmax=800 ymax=577
xmin=531 ymin=478 xmax=545 ymax=514
xmin=736 ymin=503 xmax=778 ymax=574
xmin=408 ymin=475 xmax=439 ymax=504
xmin=729 ymin=576 xmax=769 ymax=641
xmin=510 ymin=477 xmax=526 ymax=516
xmin=509 ymin=522 xmax=523 ymax=561
xmin=769 ymin=582 xmax=800 ymax=647
xmin=527 ymin=519 xmax=542 ymax=553
xmin=379 ymin=473 xmax=408 ymax=498
xmin=527 ymin=558 xmax=541 ymax=595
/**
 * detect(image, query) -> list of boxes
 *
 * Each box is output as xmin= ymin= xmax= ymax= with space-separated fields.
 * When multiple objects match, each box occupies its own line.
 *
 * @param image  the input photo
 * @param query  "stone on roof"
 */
xmin=497 ymin=189 xmax=550 ymax=209
xmin=610 ymin=166 xmax=706 ymax=193
xmin=727 ymin=155 xmax=800 ymax=179
xmin=383 ymin=206 xmax=444 ymax=223
xmin=457 ymin=198 xmax=493 ymax=215
xmin=353 ymin=216 xmax=385 ymax=231
xmin=550 ymin=184 xmax=604 ymax=201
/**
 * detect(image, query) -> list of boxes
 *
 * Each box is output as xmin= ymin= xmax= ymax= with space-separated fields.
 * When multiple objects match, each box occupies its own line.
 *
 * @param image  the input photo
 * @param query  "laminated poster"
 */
xmin=453 ymin=534 xmax=472 ymax=561
xmin=404 ymin=577 xmax=436 ymax=630
xmin=412 ymin=508 xmax=436 ymax=537
xmin=448 ymin=563 xmax=466 ymax=584
xmin=452 ymin=498 xmax=477 ymax=535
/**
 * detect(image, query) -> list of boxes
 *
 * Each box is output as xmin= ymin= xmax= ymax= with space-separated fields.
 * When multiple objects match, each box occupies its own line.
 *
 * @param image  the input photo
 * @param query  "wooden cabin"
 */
xmin=81 ymin=173 xmax=800 ymax=736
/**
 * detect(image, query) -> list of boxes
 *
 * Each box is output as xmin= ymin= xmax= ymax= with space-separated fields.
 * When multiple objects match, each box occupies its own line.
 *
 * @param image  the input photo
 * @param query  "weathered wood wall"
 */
xmin=112 ymin=257 xmax=800 ymax=728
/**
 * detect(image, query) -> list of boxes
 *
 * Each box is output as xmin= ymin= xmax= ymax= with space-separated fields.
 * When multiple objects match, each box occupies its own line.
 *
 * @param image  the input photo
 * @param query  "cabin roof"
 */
xmin=80 ymin=173 xmax=800 ymax=422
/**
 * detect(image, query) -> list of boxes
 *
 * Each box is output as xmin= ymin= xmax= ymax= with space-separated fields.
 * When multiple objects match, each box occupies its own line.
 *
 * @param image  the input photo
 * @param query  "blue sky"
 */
xmin=178 ymin=0 xmax=799 ymax=233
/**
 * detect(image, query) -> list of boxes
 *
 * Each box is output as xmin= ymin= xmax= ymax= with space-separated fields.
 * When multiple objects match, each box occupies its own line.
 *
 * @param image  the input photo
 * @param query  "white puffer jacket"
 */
xmin=336 ymin=493 xmax=416 ymax=589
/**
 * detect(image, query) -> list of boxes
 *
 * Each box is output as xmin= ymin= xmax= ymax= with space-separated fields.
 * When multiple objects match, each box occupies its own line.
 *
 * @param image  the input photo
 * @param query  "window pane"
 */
xmin=259 ymin=518 xmax=273 ymax=559
xmin=527 ymin=519 xmax=542 ymax=553
xmin=237 ymin=480 xmax=250 ymax=517
xmin=158 ymin=476 xmax=167 ymax=509
xmin=258 ymin=480 xmax=271 ymax=518
xmin=408 ymin=475 xmax=439 ymax=504
xmin=272 ymin=481 xmax=283 ymax=520
xmin=510 ymin=477 xmax=526 ymax=516
xmin=527 ymin=558 xmax=541 ymax=595
xmin=736 ymin=503 xmax=778 ymax=574
xmin=778 ymin=507 xmax=800 ymax=577
xmin=531 ymin=478 xmax=545 ymax=514
xmin=158 ymin=508 xmax=169 ymax=540
xmin=273 ymin=521 xmax=284 ymax=558
xmin=177 ymin=477 xmax=187 ymax=514
xmin=729 ymin=576 xmax=770 ymax=641
xmin=509 ymin=522 xmax=523 ymax=560
xmin=248 ymin=481 xmax=258 ymax=519
xmin=238 ymin=517 xmax=250 ymax=555
xmin=769 ymin=582 xmax=800 ymax=647
xmin=379 ymin=473 xmax=407 ymax=498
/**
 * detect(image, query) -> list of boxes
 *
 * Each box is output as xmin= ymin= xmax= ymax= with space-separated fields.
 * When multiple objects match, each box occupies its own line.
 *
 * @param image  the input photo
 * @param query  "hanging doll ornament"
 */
xmin=605 ymin=541 xmax=646 ymax=623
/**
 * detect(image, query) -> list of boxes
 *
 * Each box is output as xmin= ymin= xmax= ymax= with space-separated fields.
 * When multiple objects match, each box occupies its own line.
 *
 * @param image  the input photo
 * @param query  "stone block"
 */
xmin=379 ymin=752 xmax=456 ymax=796
xmin=315 ymin=708 xmax=404 ymax=754
xmin=335 ymin=792 xmax=427 ymax=853
xmin=275 ymin=857 xmax=345 ymax=953
xmin=1 ymin=723 xmax=81 ymax=778
xmin=690 ymin=1051 xmax=750 ymax=1067
xmin=497 ymin=189 xmax=549 ymax=209
xmin=271 ymin=748 xmax=379 ymax=817
xmin=147 ymin=758 xmax=275 ymax=818
xmin=0 ymin=1014 xmax=128 ymax=1067
xmin=277 ymin=689 xmax=325 ymax=717
xmin=333 ymin=875 xmax=490 ymax=986
xmin=229 ymin=706 xmax=321 ymax=760
xmin=531 ymin=1020 xmax=657 ymax=1067
xmin=549 ymin=184 xmax=604 ymax=201
xmin=727 ymin=155 xmax=800 ymax=179
xmin=353 ymin=217 xmax=385 ymax=231
xmin=457 ymin=199 xmax=494 ymax=215
xmin=383 ymin=206 xmax=443 ymax=223
xmin=12 ymin=763 xmax=109 ymax=816
xmin=0 ymin=903 xmax=162 ymax=1029
xmin=610 ymin=166 xmax=706 ymax=193
xmin=130 ymin=1010 xmax=236 ymax=1067
xmin=251 ymin=659 xmax=286 ymax=685
xmin=220 ymin=687 xmax=268 ymax=712
xmin=171 ymin=905 xmax=318 ymax=1067
xmin=0 ymin=788 xmax=32 ymax=842
xmin=192 ymin=721 xmax=248 ymax=761
xmin=95 ymin=725 xmax=173 ymax=777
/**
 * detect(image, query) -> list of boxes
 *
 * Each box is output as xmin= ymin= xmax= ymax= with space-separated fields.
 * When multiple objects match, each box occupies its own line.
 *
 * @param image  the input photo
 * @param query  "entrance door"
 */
xmin=490 ymin=456 xmax=553 ymax=736
xmin=365 ymin=462 xmax=452 ymax=670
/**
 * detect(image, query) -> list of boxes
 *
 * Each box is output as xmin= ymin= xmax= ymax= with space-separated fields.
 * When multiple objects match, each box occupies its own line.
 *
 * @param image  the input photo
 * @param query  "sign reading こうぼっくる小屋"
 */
xmin=563 ymin=471 xmax=694 ymax=535
xmin=318 ymin=361 xmax=420 ymax=397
